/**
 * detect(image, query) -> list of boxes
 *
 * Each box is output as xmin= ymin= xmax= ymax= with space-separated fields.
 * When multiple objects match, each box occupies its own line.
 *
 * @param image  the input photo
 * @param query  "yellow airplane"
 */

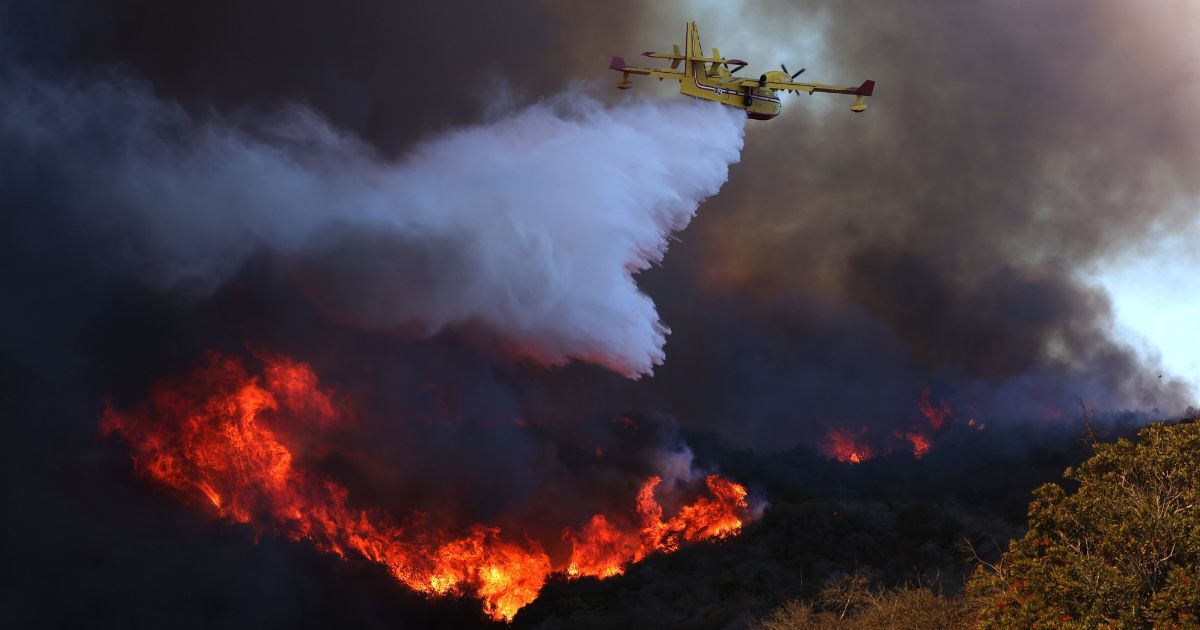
xmin=610 ymin=21 xmax=874 ymax=119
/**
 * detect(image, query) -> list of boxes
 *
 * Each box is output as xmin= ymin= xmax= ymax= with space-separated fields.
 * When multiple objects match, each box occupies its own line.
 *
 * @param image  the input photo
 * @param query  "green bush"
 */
xmin=970 ymin=421 xmax=1200 ymax=628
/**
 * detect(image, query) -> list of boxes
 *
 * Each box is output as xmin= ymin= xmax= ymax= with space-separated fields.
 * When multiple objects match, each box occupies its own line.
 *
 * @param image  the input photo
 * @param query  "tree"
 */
xmin=970 ymin=421 xmax=1200 ymax=628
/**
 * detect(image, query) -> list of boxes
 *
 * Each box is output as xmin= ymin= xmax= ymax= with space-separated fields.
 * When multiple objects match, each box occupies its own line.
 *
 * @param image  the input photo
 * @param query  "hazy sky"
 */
xmin=1093 ymin=208 xmax=1200 ymax=397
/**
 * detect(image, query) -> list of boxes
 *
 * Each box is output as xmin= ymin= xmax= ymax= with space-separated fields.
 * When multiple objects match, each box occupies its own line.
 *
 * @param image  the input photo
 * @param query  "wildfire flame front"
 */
xmin=101 ymin=352 xmax=751 ymax=620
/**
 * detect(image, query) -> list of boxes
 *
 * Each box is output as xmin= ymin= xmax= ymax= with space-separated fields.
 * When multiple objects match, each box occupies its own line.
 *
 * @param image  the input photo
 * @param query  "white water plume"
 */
xmin=1 ymin=75 xmax=745 ymax=376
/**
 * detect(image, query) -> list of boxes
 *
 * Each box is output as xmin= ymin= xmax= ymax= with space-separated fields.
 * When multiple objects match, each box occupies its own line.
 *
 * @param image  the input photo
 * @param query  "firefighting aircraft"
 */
xmin=609 ymin=21 xmax=874 ymax=120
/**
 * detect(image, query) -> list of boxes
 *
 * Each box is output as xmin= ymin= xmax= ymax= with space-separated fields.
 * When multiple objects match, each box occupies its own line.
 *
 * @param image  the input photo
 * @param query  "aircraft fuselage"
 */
xmin=680 ymin=61 xmax=781 ymax=120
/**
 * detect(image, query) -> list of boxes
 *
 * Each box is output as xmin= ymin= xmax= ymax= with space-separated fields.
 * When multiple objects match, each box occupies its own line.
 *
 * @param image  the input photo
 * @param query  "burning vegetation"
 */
xmin=823 ymin=426 xmax=875 ymax=464
xmin=821 ymin=388 xmax=981 ymax=463
xmin=100 ymin=352 xmax=751 ymax=621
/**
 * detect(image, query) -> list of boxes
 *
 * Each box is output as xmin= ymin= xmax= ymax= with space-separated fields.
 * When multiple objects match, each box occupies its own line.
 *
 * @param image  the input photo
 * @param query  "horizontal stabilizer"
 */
xmin=691 ymin=56 xmax=746 ymax=65
xmin=643 ymin=44 xmax=686 ymax=69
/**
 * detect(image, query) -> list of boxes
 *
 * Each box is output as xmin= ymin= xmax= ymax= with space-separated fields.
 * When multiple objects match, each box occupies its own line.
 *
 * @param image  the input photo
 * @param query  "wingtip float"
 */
xmin=611 ymin=21 xmax=875 ymax=119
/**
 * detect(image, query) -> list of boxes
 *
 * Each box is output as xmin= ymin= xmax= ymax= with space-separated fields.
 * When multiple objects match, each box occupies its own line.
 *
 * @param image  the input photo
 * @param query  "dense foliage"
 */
xmin=514 ymin=422 xmax=1094 ymax=628
xmin=970 ymin=421 xmax=1200 ymax=628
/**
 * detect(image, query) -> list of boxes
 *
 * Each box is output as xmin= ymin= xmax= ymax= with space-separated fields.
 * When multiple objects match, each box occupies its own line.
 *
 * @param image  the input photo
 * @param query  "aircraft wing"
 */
xmin=731 ymin=78 xmax=818 ymax=94
xmin=610 ymin=57 xmax=686 ymax=82
xmin=736 ymin=78 xmax=875 ymax=97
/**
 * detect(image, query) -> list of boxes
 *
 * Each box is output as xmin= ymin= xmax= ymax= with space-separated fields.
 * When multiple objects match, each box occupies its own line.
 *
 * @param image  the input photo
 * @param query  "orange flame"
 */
xmin=918 ymin=386 xmax=952 ymax=430
xmin=821 ymin=388 xmax=970 ymax=463
xmin=101 ymin=352 xmax=749 ymax=621
xmin=897 ymin=431 xmax=932 ymax=459
xmin=564 ymin=475 xmax=747 ymax=577
xmin=824 ymin=426 xmax=874 ymax=463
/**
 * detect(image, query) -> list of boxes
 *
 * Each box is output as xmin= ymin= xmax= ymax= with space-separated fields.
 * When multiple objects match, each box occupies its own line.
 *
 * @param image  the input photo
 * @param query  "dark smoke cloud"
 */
xmin=4 ymin=0 xmax=653 ymax=154
xmin=605 ymin=0 xmax=1199 ymax=448
xmin=0 ymin=2 xmax=692 ymax=625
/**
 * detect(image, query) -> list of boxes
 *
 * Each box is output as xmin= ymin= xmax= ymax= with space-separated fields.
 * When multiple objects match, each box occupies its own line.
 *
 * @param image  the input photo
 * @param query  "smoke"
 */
xmin=596 ymin=0 xmax=1200 ymax=450
xmin=0 ymin=73 xmax=744 ymax=377
xmin=7 ymin=0 xmax=1195 ymax=454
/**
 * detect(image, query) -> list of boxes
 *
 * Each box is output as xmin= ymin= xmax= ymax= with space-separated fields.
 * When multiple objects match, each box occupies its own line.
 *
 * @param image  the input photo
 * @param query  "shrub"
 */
xmin=756 ymin=572 xmax=977 ymax=629
xmin=970 ymin=421 xmax=1200 ymax=628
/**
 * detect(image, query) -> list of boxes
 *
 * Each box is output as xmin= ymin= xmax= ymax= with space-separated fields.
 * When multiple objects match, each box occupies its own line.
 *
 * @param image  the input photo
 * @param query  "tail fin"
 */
xmin=689 ymin=22 xmax=703 ymax=57
xmin=671 ymin=44 xmax=682 ymax=69
xmin=856 ymin=80 xmax=875 ymax=96
xmin=684 ymin=21 xmax=701 ymax=76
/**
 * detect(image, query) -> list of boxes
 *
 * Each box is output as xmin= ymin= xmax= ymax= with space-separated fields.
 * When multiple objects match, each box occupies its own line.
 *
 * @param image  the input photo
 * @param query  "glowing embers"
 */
xmin=101 ymin=352 xmax=750 ymax=621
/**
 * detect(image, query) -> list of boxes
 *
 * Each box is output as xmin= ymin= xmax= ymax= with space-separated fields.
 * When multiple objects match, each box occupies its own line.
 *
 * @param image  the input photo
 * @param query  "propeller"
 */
xmin=723 ymin=59 xmax=749 ymax=74
xmin=781 ymin=63 xmax=805 ymax=79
